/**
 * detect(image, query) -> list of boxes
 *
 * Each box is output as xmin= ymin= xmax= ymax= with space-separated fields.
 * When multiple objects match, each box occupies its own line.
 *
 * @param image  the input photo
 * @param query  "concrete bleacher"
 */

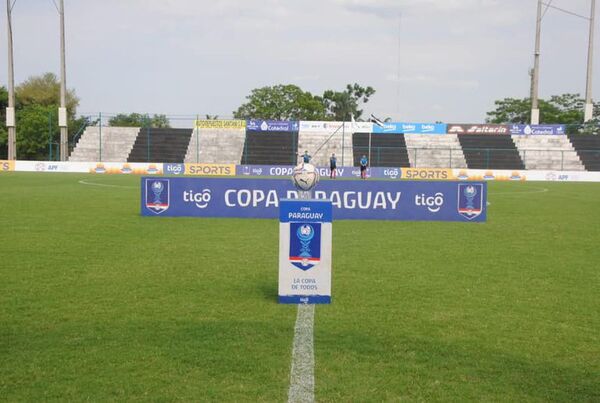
xmin=352 ymin=133 xmax=410 ymax=167
xmin=512 ymin=135 xmax=584 ymax=171
xmin=458 ymin=134 xmax=525 ymax=170
xmin=297 ymin=126 xmax=355 ymax=167
xmin=69 ymin=126 xmax=140 ymax=162
xmin=128 ymin=128 xmax=193 ymax=163
xmin=185 ymin=128 xmax=246 ymax=164
xmin=404 ymin=134 xmax=467 ymax=168
xmin=241 ymin=131 xmax=298 ymax=165
xmin=567 ymin=134 xmax=600 ymax=171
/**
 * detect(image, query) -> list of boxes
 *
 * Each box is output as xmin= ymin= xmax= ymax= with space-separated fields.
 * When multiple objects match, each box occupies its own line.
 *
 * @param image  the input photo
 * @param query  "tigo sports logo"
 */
xmin=457 ymin=183 xmax=483 ymax=220
xmin=145 ymin=179 xmax=170 ymax=214
xmin=289 ymin=222 xmax=322 ymax=271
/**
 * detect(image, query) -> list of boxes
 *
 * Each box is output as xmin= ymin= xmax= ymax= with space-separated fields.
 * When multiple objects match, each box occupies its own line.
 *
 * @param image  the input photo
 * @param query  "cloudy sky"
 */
xmin=0 ymin=0 xmax=597 ymax=123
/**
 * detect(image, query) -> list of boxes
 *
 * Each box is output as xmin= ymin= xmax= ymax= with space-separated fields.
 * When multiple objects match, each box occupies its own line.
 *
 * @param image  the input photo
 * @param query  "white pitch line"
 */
xmin=288 ymin=304 xmax=315 ymax=403
xmin=488 ymin=187 xmax=549 ymax=196
xmin=78 ymin=179 xmax=136 ymax=189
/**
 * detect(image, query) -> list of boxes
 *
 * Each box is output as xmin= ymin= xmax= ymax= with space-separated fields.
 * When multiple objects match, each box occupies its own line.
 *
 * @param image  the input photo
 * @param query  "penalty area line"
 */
xmin=78 ymin=179 xmax=136 ymax=189
xmin=288 ymin=304 xmax=315 ymax=403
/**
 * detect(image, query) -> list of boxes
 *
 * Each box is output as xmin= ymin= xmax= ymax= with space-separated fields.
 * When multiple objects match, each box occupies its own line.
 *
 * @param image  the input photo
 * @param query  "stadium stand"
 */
xmin=566 ymin=134 xmax=600 ymax=171
xmin=298 ymin=127 xmax=354 ymax=167
xmin=352 ymin=133 xmax=410 ymax=167
xmin=185 ymin=128 xmax=245 ymax=164
xmin=69 ymin=126 xmax=140 ymax=162
xmin=512 ymin=135 xmax=584 ymax=171
xmin=404 ymin=134 xmax=467 ymax=168
xmin=128 ymin=128 xmax=193 ymax=163
xmin=458 ymin=134 xmax=525 ymax=169
xmin=241 ymin=131 xmax=298 ymax=165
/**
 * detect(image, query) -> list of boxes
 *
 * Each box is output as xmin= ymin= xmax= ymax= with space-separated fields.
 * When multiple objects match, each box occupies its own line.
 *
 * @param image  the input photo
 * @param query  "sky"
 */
xmin=0 ymin=0 xmax=597 ymax=124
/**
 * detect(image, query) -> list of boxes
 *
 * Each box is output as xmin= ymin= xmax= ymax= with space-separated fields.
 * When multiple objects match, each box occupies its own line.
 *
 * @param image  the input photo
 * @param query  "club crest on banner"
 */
xmin=289 ymin=222 xmax=321 ymax=270
xmin=145 ymin=179 xmax=170 ymax=214
xmin=457 ymin=183 xmax=483 ymax=220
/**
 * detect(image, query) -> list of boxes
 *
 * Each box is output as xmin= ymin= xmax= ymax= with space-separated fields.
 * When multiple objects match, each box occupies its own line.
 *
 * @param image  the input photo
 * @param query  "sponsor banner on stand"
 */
xmin=372 ymin=122 xmax=447 ymax=134
xmin=15 ymin=161 xmax=89 ymax=173
xmin=185 ymin=163 xmax=236 ymax=176
xmin=452 ymin=168 xmax=600 ymax=182
xmin=236 ymin=165 xmax=403 ymax=179
xmin=140 ymin=177 xmax=487 ymax=221
xmin=453 ymin=169 xmax=526 ymax=181
xmin=509 ymin=124 xmax=566 ymax=135
xmin=89 ymin=162 xmax=163 ymax=175
xmin=246 ymin=120 xmax=299 ymax=132
xmin=1 ymin=160 xmax=15 ymax=172
xmin=402 ymin=168 xmax=455 ymax=180
xmin=299 ymin=121 xmax=372 ymax=133
xmin=195 ymin=120 xmax=246 ymax=129
xmin=447 ymin=124 xmax=510 ymax=135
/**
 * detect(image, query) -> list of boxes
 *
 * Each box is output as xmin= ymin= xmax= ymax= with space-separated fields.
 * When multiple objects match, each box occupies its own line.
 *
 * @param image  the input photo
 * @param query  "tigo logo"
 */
xmin=183 ymin=189 xmax=212 ymax=208
xmin=164 ymin=163 xmax=185 ymax=175
xmin=415 ymin=192 xmax=444 ymax=212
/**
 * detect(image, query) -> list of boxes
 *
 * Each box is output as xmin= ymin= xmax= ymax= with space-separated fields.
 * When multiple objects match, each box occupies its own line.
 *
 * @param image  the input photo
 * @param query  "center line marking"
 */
xmin=288 ymin=304 xmax=315 ymax=403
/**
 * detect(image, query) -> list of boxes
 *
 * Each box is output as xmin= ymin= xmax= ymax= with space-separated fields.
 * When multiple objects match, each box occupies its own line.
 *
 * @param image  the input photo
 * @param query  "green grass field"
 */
xmin=1 ymin=172 xmax=599 ymax=401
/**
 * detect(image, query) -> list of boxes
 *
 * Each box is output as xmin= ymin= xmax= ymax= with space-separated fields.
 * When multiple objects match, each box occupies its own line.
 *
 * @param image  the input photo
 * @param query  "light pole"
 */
xmin=584 ymin=0 xmax=596 ymax=122
xmin=58 ymin=0 xmax=68 ymax=161
xmin=531 ymin=0 xmax=543 ymax=125
xmin=6 ymin=0 xmax=16 ymax=160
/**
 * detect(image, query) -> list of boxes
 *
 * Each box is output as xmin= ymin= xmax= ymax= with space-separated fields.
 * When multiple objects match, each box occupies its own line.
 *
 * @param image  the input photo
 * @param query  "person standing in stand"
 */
xmin=329 ymin=153 xmax=337 ymax=179
xmin=302 ymin=150 xmax=312 ymax=164
xmin=360 ymin=154 xmax=368 ymax=179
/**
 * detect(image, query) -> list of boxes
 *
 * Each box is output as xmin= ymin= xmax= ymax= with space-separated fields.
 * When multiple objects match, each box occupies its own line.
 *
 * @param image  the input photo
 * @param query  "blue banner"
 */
xmin=236 ymin=165 xmax=402 ymax=179
xmin=372 ymin=122 xmax=447 ymax=134
xmin=508 ymin=124 xmax=566 ymax=135
xmin=140 ymin=177 xmax=486 ymax=221
xmin=246 ymin=119 xmax=299 ymax=132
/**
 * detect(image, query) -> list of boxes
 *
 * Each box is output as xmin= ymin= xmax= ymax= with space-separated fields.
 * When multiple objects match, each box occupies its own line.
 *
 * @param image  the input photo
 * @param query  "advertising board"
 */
xmin=246 ymin=120 xmax=299 ymax=132
xmin=372 ymin=122 xmax=447 ymax=134
xmin=140 ymin=177 xmax=487 ymax=222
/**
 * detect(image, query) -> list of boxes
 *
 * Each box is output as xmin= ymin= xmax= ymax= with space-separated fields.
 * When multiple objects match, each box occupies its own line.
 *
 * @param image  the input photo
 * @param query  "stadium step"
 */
xmin=127 ymin=128 xmax=193 ymax=163
xmin=567 ymin=134 xmax=600 ymax=171
xmin=352 ymin=133 xmax=410 ymax=167
xmin=241 ymin=131 xmax=299 ymax=165
xmin=185 ymin=128 xmax=246 ymax=164
xmin=458 ymin=134 xmax=525 ymax=170
xmin=69 ymin=126 xmax=140 ymax=162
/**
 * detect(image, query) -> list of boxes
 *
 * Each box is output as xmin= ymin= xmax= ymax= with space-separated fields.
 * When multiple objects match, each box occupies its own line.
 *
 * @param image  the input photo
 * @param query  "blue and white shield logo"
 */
xmin=145 ymin=179 xmax=170 ymax=214
xmin=289 ymin=223 xmax=321 ymax=270
xmin=457 ymin=183 xmax=483 ymax=220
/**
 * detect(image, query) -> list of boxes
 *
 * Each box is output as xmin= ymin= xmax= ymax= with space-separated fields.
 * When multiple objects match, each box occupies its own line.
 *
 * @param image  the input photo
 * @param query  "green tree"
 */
xmin=16 ymin=104 xmax=58 ymax=160
xmin=486 ymin=93 xmax=600 ymax=133
xmin=323 ymin=83 xmax=375 ymax=121
xmin=16 ymin=73 xmax=79 ymax=120
xmin=108 ymin=113 xmax=171 ymax=128
xmin=11 ymin=73 xmax=85 ymax=160
xmin=233 ymin=84 xmax=327 ymax=120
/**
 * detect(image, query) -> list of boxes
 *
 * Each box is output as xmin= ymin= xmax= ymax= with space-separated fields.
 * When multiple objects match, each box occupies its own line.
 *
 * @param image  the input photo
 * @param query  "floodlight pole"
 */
xmin=59 ymin=0 xmax=68 ymax=161
xmin=584 ymin=0 xmax=596 ymax=122
xmin=6 ymin=0 xmax=16 ymax=160
xmin=531 ymin=0 xmax=543 ymax=125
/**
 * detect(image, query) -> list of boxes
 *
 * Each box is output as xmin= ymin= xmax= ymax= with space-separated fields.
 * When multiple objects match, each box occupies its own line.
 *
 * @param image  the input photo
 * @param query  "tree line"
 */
xmin=1 ymin=73 xmax=597 ymax=160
